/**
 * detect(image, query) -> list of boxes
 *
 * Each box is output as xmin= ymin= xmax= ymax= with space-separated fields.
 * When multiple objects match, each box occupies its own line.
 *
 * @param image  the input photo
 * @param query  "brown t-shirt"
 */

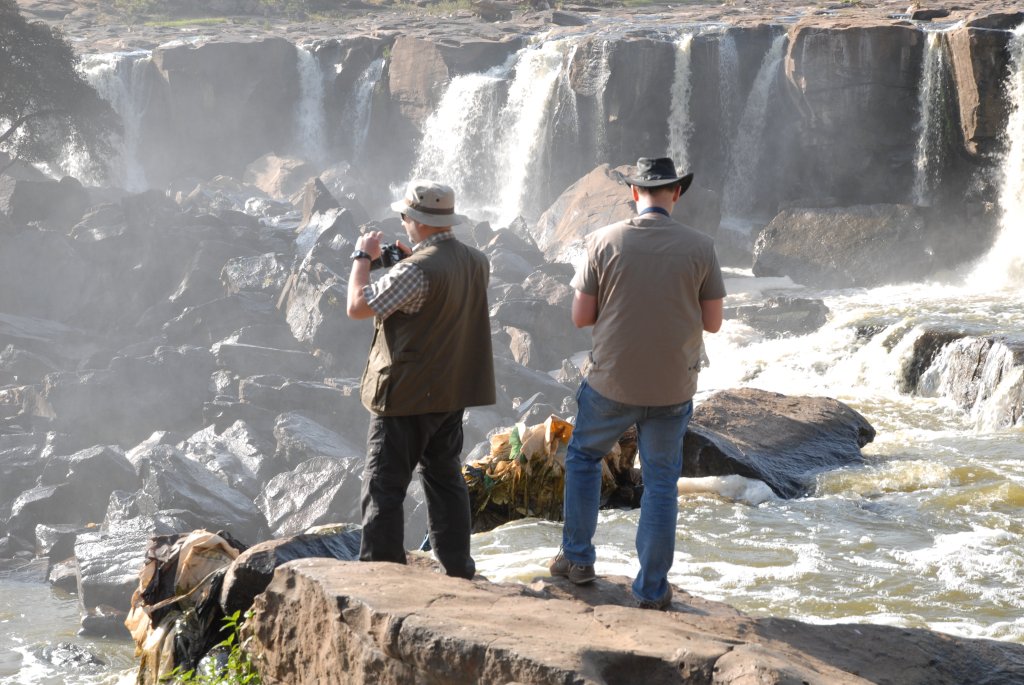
xmin=572 ymin=213 xmax=726 ymax=406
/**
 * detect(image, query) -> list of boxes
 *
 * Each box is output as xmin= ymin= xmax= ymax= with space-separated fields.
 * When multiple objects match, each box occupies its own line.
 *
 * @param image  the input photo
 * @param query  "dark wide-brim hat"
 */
xmin=624 ymin=157 xmax=694 ymax=194
xmin=390 ymin=180 xmax=467 ymax=227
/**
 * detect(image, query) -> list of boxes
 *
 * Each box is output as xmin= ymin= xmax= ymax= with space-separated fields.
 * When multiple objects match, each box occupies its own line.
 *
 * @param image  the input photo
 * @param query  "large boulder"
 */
xmin=7 ymin=445 xmax=138 ymax=539
xmin=272 ymin=411 xmax=364 ymax=468
xmin=255 ymin=456 xmax=364 ymax=538
xmin=219 ymin=525 xmax=361 ymax=616
xmin=74 ymin=513 xmax=200 ymax=636
xmin=244 ymin=559 xmax=1024 ymax=685
xmin=0 ymin=433 xmax=45 ymax=522
xmin=683 ymin=388 xmax=876 ymax=498
xmin=0 ymin=176 xmax=90 ymax=230
xmin=127 ymin=444 xmax=267 ymax=543
xmin=29 ymin=346 xmax=215 ymax=447
xmin=751 ymin=204 xmax=996 ymax=289
xmin=180 ymin=421 xmax=279 ymax=499
xmin=244 ymin=153 xmax=318 ymax=200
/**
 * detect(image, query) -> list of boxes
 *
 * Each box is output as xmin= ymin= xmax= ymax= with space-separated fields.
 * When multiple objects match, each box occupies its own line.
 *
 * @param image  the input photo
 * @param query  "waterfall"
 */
xmin=410 ymin=40 xmax=571 ymax=225
xmin=412 ymin=65 xmax=508 ymax=217
xmin=345 ymin=58 xmax=384 ymax=160
xmin=77 ymin=51 xmax=152 ymax=191
xmin=911 ymin=29 xmax=953 ymax=206
xmin=717 ymin=32 xmax=741 ymax=138
xmin=968 ymin=25 xmax=1024 ymax=289
xmin=667 ymin=33 xmax=695 ymax=172
xmin=293 ymin=44 xmax=328 ymax=165
xmin=722 ymin=34 xmax=786 ymax=217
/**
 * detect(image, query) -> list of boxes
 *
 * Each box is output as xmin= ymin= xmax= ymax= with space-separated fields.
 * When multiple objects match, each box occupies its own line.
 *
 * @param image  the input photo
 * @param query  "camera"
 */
xmin=370 ymin=243 xmax=406 ymax=271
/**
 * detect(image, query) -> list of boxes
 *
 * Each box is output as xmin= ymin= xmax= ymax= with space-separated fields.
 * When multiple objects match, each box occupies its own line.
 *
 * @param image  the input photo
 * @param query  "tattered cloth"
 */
xmin=463 ymin=415 xmax=639 ymax=533
xmin=124 ymin=529 xmax=245 ymax=685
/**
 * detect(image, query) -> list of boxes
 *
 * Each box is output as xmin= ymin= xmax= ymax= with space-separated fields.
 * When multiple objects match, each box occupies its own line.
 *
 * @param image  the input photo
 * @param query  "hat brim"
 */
xmin=625 ymin=172 xmax=694 ymax=195
xmin=391 ymin=200 xmax=467 ymax=227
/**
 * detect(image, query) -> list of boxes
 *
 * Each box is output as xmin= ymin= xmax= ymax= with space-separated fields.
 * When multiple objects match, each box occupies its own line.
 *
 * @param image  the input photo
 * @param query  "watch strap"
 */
xmin=351 ymin=249 xmax=372 ymax=261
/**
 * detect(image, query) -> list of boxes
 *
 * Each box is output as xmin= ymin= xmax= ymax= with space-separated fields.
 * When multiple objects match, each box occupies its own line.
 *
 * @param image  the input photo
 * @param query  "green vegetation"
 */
xmin=164 ymin=611 xmax=261 ymax=685
xmin=0 ymin=0 xmax=117 ymax=176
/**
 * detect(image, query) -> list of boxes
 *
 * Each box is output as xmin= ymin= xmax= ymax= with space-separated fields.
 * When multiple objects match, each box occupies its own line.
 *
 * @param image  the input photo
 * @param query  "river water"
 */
xmin=3 ymin=19 xmax=1023 ymax=685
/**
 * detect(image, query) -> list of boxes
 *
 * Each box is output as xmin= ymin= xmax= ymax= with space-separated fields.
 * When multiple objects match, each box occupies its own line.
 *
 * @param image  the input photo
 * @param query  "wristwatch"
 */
xmin=350 ymin=249 xmax=372 ymax=262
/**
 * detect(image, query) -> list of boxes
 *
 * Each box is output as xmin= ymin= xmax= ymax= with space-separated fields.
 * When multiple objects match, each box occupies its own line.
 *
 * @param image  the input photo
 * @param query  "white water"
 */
xmin=410 ymin=40 xmax=571 ymax=225
xmin=722 ymin=33 xmax=786 ymax=217
xmin=968 ymin=25 xmax=1024 ymax=289
xmin=666 ymin=33 xmax=694 ymax=171
xmin=344 ymin=57 xmax=385 ymax=160
xmin=911 ymin=29 xmax=954 ymax=206
xmin=717 ymin=32 xmax=741 ymax=139
xmin=76 ymin=51 xmax=152 ymax=191
xmin=293 ymin=44 xmax=328 ymax=165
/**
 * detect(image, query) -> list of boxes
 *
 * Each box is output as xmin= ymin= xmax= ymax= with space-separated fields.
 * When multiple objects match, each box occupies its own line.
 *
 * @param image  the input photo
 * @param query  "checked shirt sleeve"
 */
xmin=363 ymin=261 xmax=429 ymax=319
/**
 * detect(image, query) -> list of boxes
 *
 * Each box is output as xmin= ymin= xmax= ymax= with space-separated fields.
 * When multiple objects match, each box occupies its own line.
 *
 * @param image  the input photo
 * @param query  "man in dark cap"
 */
xmin=549 ymin=158 xmax=725 ymax=609
xmin=347 ymin=179 xmax=495 ymax=579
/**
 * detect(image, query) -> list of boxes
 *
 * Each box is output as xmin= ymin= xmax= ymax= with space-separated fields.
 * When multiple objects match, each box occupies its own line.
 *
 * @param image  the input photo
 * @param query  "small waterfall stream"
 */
xmin=293 ymin=44 xmax=328 ymax=165
xmin=345 ymin=57 xmax=385 ymax=160
xmin=911 ymin=29 xmax=955 ymax=206
xmin=78 ymin=51 xmax=152 ymax=191
xmin=667 ymin=33 xmax=695 ymax=171
xmin=722 ymin=33 xmax=786 ymax=217
xmin=969 ymin=25 xmax=1024 ymax=289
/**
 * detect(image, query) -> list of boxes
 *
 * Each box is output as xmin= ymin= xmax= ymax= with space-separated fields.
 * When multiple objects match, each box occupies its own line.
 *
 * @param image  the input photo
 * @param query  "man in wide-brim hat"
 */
xmin=347 ymin=180 xmax=495 ymax=579
xmin=549 ymin=157 xmax=726 ymax=610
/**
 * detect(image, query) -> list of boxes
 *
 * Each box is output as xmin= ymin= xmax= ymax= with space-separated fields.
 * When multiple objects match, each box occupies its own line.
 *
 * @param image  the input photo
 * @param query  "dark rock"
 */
xmin=684 ymin=388 xmax=875 ymax=498
xmin=221 ymin=253 xmax=290 ymax=295
xmin=74 ymin=513 xmax=200 ymax=624
xmin=0 ymin=175 xmax=90 ymax=230
xmin=255 ymin=456 xmax=364 ymax=538
xmin=78 ymin=605 xmax=129 ymax=638
xmin=163 ymin=292 xmax=279 ymax=346
xmin=35 ymin=522 xmax=86 ymax=567
xmin=29 ymin=346 xmax=215 ymax=446
xmin=48 ymin=556 xmax=79 ymax=592
xmin=493 ymin=355 xmax=574 ymax=408
xmin=169 ymin=240 xmax=257 ymax=308
xmin=273 ymin=412 xmax=364 ymax=468
xmin=203 ymin=398 xmax=280 ymax=435
xmin=752 ymin=204 xmax=994 ymax=289
xmin=238 ymin=376 xmax=368 ymax=442
xmin=724 ymin=296 xmax=830 ymax=338
xmin=244 ymin=153 xmax=316 ymax=200
xmin=69 ymin=203 xmax=128 ymax=242
xmin=8 ymin=445 xmax=137 ymax=537
xmin=898 ymin=329 xmax=968 ymax=394
xmin=0 ymin=344 xmax=58 ymax=384
xmin=0 ymin=433 xmax=44 ymax=520
xmin=214 ymin=341 xmax=321 ymax=380
xmin=219 ymin=525 xmax=361 ymax=616
xmin=911 ymin=8 xmax=951 ymax=20
xmin=294 ymin=207 xmax=360 ymax=263
xmin=0 ymin=227 xmax=94 ymax=322
xmin=127 ymin=445 xmax=267 ymax=542
xmin=490 ymin=298 xmax=589 ymax=371
xmin=180 ymin=421 xmax=278 ymax=499
xmin=35 ymin=641 xmax=105 ymax=671
xmin=550 ymin=9 xmax=588 ymax=26
xmin=300 ymin=177 xmax=341 ymax=226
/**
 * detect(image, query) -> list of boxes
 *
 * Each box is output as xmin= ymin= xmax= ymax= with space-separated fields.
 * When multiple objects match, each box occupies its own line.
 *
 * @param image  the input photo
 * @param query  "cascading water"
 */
xmin=410 ymin=40 xmax=571 ymax=225
xmin=667 ymin=32 xmax=694 ymax=171
xmin=911 ymin=29 xmax=954 ymax=206
xmin=344 ymin=58 xmax=385 ymax=161
xmin=76 ymin=51 xmax=152 ymax=191
xmin=717 ymin=32 xmax=741 ymax=139
xmin=722 ymin=33 xmax=786 ymax=217
xmin=411 ymin=63 xmax=509 ymax=219
xmin=969 ymin=25 xmax=1024 ymax=288
xmin=293 ymin=44 xmax=328 ymax=165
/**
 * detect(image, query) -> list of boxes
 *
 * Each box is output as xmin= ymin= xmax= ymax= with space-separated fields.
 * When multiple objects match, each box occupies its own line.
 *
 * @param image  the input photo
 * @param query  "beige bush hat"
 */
xmin=391 ymin=180 xmax=467 ymax=227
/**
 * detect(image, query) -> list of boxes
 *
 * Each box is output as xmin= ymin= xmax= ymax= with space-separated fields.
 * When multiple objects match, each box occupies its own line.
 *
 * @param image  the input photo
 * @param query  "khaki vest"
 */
xmin=360 ymin=238 xmax=496 ymax=416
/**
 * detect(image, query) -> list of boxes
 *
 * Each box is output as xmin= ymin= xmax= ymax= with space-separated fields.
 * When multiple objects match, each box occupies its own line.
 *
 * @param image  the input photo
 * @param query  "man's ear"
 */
xmin=673 ymin=184 xmax=683 ymax=202
xmin=631 ymin=185 xmax=640 ymax=202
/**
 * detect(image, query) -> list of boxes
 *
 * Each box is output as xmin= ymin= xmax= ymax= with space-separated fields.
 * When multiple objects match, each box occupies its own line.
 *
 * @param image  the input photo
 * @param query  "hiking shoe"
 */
xmin=635 ymin=585 xmax=673 ymax=611
xmin=548 ymin=550 xmax=596 ymax=585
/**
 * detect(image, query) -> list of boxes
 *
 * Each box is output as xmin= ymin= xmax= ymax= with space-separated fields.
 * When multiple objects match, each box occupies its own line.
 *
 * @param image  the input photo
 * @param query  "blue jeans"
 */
xmin=562 ymin=379 xmax=692 ymax=603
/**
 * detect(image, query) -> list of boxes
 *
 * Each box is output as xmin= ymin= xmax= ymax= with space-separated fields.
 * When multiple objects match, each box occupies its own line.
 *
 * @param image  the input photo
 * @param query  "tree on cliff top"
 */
xmin=0 ymin=0 xmax=118 ymax=176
